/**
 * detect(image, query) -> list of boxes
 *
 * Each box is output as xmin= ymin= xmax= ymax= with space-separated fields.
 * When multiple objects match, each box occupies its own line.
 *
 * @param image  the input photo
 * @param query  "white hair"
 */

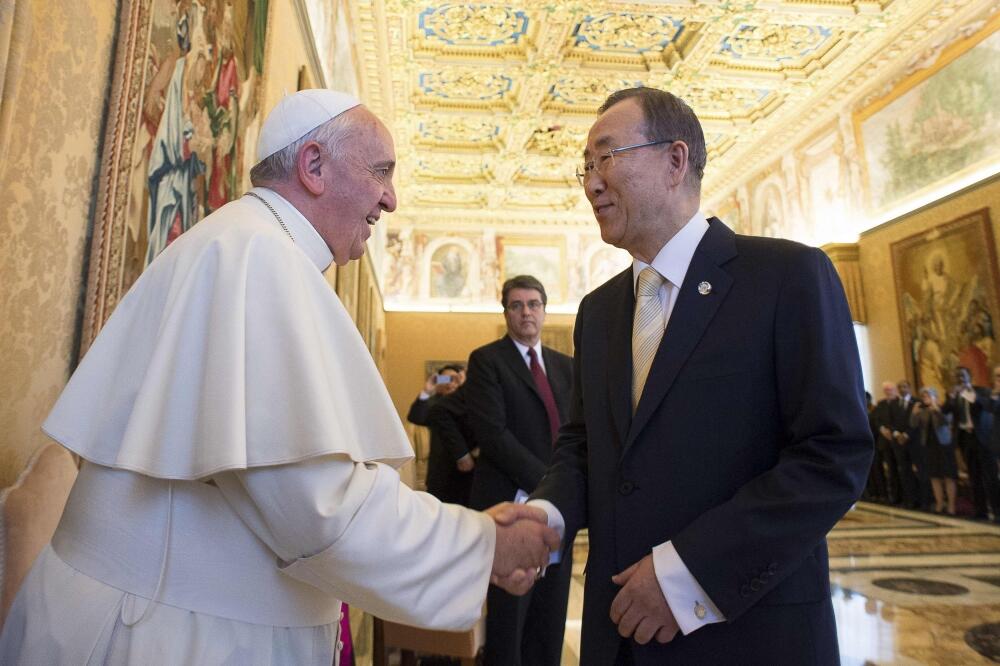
xmin=249 ymin=112 xmax=354 ymax=185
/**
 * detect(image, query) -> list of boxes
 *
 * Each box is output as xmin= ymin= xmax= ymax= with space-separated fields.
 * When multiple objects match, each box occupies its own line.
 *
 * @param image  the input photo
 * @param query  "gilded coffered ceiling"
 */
xmin=343 ymin=0 xmax=990 ymax=232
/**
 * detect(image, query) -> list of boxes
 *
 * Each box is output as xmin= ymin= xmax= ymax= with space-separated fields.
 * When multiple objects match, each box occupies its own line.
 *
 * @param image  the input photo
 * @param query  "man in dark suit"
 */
xmin=426 ymin=384 xmax=476 ymax=506
xmin=406 ymin=365 xmax=475 ymax=505
xmin=944 ymin=366 xmax=999 ymax=520
xmin=874 ymin=381 xmax=918 ymax=508
xmin=871 ymin=382 xmax=900 ymax=505
xmin=465 ymin=274 xmax=574 ymax=665
xmin=502 ymin=87 xmax=872 ymax=665
xmin=897 ymin=379 xmax=930 ymax=510
xmin=986 ymin=365 xmax=1000 ymax=465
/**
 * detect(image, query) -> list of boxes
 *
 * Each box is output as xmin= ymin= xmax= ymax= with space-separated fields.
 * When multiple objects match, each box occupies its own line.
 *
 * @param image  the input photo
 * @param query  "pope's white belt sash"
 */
xmin=52 ymin=462 xmax=342 ymax=627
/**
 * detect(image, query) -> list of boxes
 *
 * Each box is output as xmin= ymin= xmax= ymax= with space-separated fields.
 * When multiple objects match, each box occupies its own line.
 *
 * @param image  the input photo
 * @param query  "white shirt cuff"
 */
xmin=525 ymin=499 xmax=565 ymax=534
xmin=418 ymin=391 xmax=432 ymax=400
xmin=652 ymin=541 xmax=725 ymax=635
xmin=526 ymin=499 xmax=565 ymax=566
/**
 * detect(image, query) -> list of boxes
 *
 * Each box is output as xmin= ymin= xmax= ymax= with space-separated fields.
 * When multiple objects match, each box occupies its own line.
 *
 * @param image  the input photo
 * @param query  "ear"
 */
xmin=296 ymin=141 xmax=326 ymax=196
xmin=665 ymin=141 xmax=690 ymax=187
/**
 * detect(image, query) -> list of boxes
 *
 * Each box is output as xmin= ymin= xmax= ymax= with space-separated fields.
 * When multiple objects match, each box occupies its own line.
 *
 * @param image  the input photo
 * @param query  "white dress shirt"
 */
xmin=531 ymin=211 xmax=725 ymax=636
xmin=510 ymin=337 xmax=546 ymax=373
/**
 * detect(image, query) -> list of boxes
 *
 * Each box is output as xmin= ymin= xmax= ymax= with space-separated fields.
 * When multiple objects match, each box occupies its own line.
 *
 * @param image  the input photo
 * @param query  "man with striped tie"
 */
xmin=508 ymin=87 xmax=873 ymax=665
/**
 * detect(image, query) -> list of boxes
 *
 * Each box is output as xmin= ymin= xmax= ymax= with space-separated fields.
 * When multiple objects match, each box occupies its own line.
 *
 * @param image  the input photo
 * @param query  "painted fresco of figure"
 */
xmin=432 ymin=245 xmax=467 ymax=298
xmin=140 ymin=0 xmax=267 ymax=269
xmin=959 ymin=298 xmax=996 ymax=385
xmin=145 ymin=6 xmax=207 ymax=267
xmin=920 ymin=251 xmax=963 ymax=342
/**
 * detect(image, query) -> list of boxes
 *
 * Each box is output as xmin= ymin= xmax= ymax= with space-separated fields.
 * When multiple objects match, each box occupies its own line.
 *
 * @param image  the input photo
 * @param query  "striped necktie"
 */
xmin=632 ymin=267 xmax=666 ymax=412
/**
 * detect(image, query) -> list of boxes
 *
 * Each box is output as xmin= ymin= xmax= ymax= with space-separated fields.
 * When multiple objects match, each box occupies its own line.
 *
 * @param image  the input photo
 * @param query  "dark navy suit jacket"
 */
xmin=534 ymin=219 xmax=873 ymax=665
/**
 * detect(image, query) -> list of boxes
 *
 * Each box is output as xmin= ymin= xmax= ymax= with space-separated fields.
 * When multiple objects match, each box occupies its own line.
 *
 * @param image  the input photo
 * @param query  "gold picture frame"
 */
xmin=890 ymin=208 xmax=1000 ymax=393
xmin=853 ymin=13 xmax=1000 ymax=217
xmin=497 ymin=235 xmax=568 ymax=304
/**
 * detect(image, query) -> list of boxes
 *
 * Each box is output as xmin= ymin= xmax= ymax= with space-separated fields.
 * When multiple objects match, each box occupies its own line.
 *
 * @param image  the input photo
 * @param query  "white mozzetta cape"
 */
xmin=2 ymin=191 xmax=494 ymax=665
xmin=44 ymin=189 xmax=414 ymax=478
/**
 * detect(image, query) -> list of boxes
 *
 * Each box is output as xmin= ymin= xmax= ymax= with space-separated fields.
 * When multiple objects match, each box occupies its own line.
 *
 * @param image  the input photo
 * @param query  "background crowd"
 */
xmin=864 ymin=366 xmax=1000 ymax=520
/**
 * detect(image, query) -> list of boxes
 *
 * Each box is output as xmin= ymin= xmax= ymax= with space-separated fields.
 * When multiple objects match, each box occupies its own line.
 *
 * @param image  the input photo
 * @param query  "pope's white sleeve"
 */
xmin=214 ymin=454 xmax=495 ymax=631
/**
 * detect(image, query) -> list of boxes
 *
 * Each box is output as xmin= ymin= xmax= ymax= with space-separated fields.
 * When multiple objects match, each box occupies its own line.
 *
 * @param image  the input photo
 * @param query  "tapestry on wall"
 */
xmin=855 ymin=15 xmax=1000 ymax=215
xmin=83 ymin=0 xmax=269 ymax=351
xmin=891 ymin=208 xmax=999 ymax=394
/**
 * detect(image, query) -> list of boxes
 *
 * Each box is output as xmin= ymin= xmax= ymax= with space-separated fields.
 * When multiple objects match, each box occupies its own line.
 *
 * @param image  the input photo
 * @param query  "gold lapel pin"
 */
xmin=697 ymin=281 xmax=712 ymax=295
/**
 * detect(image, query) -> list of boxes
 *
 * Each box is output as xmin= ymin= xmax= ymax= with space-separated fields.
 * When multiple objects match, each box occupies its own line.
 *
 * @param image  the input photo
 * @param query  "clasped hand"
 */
xmin=610 ymin=555 xmax=679 ymax=645
xmin=487 ymin=503 xmax=561 ymax=596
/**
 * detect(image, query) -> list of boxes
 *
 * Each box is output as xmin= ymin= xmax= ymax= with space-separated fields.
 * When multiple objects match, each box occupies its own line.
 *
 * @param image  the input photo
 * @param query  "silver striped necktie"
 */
xmin=632 ymin=267 xmax=667 ymax=412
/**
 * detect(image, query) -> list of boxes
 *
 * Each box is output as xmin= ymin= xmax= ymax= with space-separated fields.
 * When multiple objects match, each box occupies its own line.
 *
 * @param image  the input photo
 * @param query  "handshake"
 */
xmin=486 ymin=503 xmax=561 ymax=596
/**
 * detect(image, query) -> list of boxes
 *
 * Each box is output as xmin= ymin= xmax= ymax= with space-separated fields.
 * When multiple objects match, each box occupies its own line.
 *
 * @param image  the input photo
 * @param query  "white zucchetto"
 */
xmin=256 ymin=89 xmax=361 ymax=163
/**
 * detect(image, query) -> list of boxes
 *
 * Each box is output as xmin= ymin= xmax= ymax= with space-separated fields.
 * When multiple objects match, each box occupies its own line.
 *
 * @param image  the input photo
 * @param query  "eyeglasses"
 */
xmin=506 ymin=300 xmax=544 ymax=313
xmin=575 ymin=139 xmax=676 ymax=186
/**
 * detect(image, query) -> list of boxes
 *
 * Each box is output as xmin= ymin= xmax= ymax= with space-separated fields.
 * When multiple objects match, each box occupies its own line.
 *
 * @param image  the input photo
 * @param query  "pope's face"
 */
xmin=315 ymin=109 xmax=397 ymax=265
xmin=582 ymin=98 xmax=672 ymax=254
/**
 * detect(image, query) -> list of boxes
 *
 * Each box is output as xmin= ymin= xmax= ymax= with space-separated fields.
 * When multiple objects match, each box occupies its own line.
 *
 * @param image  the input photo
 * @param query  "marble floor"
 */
xmin=560 ymin=503 xmax=1000 ymax=665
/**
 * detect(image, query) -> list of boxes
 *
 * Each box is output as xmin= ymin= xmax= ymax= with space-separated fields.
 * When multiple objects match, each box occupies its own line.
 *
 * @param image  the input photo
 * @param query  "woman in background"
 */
xmin=911 ymin=387 xmax=957 ymax=515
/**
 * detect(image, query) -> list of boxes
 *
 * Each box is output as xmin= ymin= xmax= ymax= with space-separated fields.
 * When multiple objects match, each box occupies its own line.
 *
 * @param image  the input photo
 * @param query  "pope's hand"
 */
xmin=487 ymin=503 xmax=560 ymax=595
xmin=610 ymin=555 xmax=679 ymax=645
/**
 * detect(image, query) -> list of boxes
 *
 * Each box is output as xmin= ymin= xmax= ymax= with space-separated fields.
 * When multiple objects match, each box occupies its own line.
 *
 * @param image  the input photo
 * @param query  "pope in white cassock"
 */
xmin=0 ymin=90 xmax=558 ymax=665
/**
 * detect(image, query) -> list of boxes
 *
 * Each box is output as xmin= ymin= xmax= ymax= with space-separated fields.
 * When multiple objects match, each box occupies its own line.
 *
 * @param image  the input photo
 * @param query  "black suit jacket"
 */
xmin=943 ymin=386 xmax=994 ymax=446
xmin=465 ymin=336 xmax=573 ymax=510
xmin=425 ymin=386 xmax=474 ymax=504
xmin=534 ymin=219 xmax=873 ymax=665
xmin=407 ymin=392 xmax=472 ymax=504
xmin=984 ymin=393 xmax=1000 ymax=454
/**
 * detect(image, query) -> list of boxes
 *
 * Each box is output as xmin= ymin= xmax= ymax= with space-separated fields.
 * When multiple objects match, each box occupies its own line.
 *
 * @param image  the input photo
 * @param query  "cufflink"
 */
xmin=694 ymin=601 xmax=707 ymax=620
xmin=697 ymin=281 xmax=712 ymax=295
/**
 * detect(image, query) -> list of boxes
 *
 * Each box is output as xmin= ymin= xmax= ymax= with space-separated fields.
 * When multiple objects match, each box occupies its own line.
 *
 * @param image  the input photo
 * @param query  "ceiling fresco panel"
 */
xmin=343 ymin=0 xmax=995 ymax=310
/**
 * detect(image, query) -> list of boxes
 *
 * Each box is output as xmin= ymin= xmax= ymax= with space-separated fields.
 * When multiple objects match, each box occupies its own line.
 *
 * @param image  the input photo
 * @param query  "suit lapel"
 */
xmin=606 ymin=270 xmax=635 ymax=448
xmin=623 ymin=219 xmax=737 ymax=457
xmin=500 ymin=336 xmax=542 ymax=401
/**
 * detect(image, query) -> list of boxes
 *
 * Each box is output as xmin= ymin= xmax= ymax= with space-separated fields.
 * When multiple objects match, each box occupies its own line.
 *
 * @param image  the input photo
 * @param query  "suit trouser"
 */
xmin=956 ymin=430 xmax=990 ymax=516
xmin=984 ymin=446 xmax=1000 ymax=520
xmin=484 ymin=553 xmax=572 ymax=665
xmin=889 ymin=441 xmax=919 ymax=508
xmin=968 ymin=435 xmax=1000 ymax=518
xmin=877 ymin=439 xmax=900 ymax=503
xmin=866 ymin=443 xmax=888 ymax=500
xmin=909 ymin=439 xmax=932 ymax=509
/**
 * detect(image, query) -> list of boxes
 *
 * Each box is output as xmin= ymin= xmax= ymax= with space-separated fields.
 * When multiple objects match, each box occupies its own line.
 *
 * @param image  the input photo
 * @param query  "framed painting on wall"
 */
xmin=498 ymin=236 xmax=566 ymax=303
xmin=429 ymin=242 xmax=471 ymax=299
xmin=82 ymin=0 xmax=270 ymax=352
xmin=354 ymin=257 xmax=370 ymax=337
xmin=336 ymin=259 xmax=359 ymax=321
xmin=854 ymin=14 xmax=1000 ymax=216
xmin=891 ymin=208 xmax=1000 ymax=394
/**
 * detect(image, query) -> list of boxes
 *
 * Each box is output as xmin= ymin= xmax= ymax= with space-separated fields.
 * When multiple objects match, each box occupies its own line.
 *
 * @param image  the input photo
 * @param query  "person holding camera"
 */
xmin=910 ymin=387 xmax=957 ymax=515
xmin=407 ymin=365 xmax=475 ymax=505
